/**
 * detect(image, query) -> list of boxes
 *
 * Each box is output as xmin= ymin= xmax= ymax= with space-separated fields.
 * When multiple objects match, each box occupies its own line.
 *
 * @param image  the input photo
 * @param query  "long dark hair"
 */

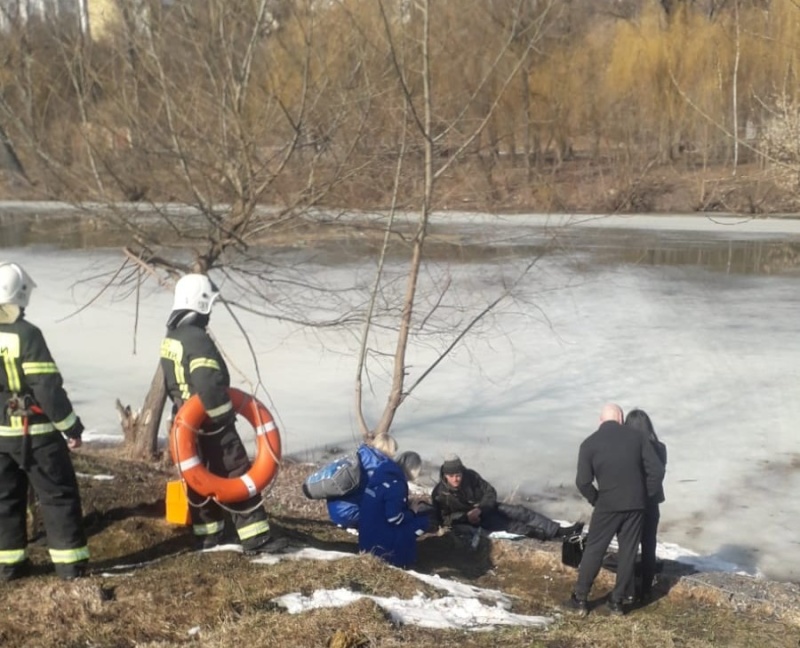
xmin=627 ymin=408 xmax=667 ymax=467
xmin=625 ymin=408 xmax=658 ymax=444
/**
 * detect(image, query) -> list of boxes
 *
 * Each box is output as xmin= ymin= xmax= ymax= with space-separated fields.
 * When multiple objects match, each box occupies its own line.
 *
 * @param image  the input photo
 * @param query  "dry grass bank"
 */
xmin=1 ymin=447 xmax=799 ymax=648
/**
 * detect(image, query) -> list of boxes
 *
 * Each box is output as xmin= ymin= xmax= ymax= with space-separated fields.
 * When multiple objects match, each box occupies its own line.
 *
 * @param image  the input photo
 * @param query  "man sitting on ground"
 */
xmin=431 ymin=454 xmax=582 ymax=540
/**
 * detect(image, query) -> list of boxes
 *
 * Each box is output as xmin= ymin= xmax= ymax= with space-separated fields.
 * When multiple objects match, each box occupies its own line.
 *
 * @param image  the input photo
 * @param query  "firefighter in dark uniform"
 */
xmin=160 ymin=273 xmax=278 ymax=553
xmin=0 ymin=262 xmax=89 ymax=581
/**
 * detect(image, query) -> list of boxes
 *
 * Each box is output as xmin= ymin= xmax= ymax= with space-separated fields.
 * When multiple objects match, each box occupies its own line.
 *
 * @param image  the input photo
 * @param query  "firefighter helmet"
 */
xmin=172 ymin=273 xmax=219 ymax=314
xmin=0 ymin=262 xmax=36 ymax=307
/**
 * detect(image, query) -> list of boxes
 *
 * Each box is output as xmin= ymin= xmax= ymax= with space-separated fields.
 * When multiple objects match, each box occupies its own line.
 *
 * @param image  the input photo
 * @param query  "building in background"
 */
xmin=0 ymin=0 xmax=134 ymax=41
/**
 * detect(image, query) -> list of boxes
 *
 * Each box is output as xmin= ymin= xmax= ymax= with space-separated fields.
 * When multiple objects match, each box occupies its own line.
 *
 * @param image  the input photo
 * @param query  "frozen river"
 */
xmin=2 ymin=206 xmax=800 ymax=581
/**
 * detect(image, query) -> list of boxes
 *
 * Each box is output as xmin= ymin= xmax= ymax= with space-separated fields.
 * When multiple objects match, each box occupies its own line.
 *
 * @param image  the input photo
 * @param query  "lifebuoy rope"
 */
xmin=170 ymin=389 xmax=281 ymax=510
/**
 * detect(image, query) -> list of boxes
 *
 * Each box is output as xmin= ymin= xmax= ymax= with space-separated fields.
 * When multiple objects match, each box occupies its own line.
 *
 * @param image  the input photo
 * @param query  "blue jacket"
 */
xmin=327 ymin=444 xmax=392 ymax=528
xmin=357 ymin=458 xmax=429 ymax=568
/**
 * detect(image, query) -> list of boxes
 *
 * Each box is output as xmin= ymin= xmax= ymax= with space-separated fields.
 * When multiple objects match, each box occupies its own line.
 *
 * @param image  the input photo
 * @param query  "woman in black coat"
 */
xmin=624 ymin=408 xmax=667 ymax=601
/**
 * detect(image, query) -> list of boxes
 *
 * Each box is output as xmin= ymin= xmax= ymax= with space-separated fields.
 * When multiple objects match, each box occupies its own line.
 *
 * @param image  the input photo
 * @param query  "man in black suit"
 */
xmin=565 ymin=403 xmax=665 ymax=616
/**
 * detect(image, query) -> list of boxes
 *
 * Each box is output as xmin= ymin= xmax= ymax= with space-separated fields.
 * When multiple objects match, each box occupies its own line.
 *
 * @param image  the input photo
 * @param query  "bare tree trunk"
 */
xmin=354 ymin=120 xmax=407 ymax=440
xmin=117 ymin=363 xmax=167 ymax=460
xmin=358 ymin=1 xmax=550 ymax=437
xmin=732 ymin=0 xmax=740 ymax=175
xmin=0 ymin=123 xmax=29 ymax=183
xmin=370 ymin=0 xmax=434 ymax=437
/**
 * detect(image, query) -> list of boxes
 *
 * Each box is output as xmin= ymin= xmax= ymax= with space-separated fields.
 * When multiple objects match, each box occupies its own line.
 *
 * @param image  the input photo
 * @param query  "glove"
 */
xmin=63 ymin=418 xmax=84 ymax=440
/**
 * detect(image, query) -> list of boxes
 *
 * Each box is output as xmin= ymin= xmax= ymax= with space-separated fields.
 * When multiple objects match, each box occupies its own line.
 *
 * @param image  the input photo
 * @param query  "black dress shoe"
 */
xmin=564 ymin=593 xmax=589 ymax=617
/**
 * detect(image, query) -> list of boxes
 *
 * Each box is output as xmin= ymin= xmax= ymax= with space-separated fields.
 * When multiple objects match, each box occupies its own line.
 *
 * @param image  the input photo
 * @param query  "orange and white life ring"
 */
xmin=169 ymin=388 xmax=281 ymax=504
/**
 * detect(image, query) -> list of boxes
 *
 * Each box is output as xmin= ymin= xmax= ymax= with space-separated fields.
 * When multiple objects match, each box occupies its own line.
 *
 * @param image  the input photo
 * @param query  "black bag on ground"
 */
xmin=302 ymin=452 xmax=361 ymax=499
xmin=561 ymin=533 xmax=586 ymax=568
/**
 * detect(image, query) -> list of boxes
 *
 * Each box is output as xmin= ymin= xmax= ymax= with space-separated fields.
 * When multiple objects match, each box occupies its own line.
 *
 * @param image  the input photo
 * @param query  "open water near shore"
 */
xmin=2 ymin=204 xmax=800 ymax=582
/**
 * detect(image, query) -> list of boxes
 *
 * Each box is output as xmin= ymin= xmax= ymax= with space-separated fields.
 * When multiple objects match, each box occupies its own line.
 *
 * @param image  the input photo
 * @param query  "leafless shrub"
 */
xmin=760 ymin=96 xmax=800 ymax=190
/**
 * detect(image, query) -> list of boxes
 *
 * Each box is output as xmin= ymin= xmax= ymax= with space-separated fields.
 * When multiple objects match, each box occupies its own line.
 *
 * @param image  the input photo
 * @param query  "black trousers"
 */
xmin=483 ymin=503 xmax=560 ymax=539
xmin=0 ymin=433 xmax=87 ymax=564
xmin=188 ymin=425 xmax=269 ymax=541
xmin=640 ymin=501 xmax=660 ymax=595
xmin=574 ymin=508 xmax=644 ymax=602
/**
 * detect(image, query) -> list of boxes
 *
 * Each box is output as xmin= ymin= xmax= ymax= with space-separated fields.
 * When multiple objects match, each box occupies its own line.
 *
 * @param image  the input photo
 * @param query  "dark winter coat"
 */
xmin=327 ymin=444 xmax=394 ymax=528
xmin=358 ymin=458 xmax=429 ymax=568
xmin=576 ymin=420 xmax=665 ymax=512
xmin=650 ymin=437 xmax=667 ymax=504
xmin=431 ymin=467 xmax=497 ymax=527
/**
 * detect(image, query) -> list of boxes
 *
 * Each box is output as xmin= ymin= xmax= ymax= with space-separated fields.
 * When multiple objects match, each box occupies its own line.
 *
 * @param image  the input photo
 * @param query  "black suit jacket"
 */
xmin=576 ymin=420 xmax=665 ymax=512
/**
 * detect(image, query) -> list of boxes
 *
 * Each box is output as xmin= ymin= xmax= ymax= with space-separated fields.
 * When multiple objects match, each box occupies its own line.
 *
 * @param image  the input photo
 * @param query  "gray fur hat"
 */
xmin=396 ymin=451 xmax=422 ymax=482
xmin=441 ymin=454 xmax=464 ymax=475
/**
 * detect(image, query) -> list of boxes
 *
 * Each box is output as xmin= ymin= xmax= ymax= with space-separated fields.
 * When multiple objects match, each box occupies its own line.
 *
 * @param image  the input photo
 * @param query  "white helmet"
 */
xmin=0 ymin=262 xmax=36 ymax=307
xmin=172 ymin=273 xmax=219 ymax=314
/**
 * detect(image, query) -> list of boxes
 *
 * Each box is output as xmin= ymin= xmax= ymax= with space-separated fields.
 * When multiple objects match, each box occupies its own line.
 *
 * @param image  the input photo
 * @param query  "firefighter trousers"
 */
xmin=187 ymin=424 xmax=270 ymax=544
xmin=0 ymin=432 xmax=89 ymax=570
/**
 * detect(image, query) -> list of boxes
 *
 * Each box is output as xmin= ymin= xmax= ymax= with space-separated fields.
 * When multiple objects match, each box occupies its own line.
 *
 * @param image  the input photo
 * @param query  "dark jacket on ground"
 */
xmin=0 ymin=311 xmax=88 ymax=575
xmin=576 ymin=420 xmax=665 ymax=512
xmin=358 ymin=458 xmax=429 ymax=568
xmin=160 ymin=314 xmax=269 ymax=545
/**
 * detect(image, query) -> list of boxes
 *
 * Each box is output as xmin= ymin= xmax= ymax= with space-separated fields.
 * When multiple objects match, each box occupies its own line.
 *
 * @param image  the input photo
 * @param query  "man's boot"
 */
xmin=241 ymin=534 xmax=288 ymax=555
xmin=55 ymin=560 xmax=87 ymax=581
xmin=0 ymin=560 xmax=30 ymax=582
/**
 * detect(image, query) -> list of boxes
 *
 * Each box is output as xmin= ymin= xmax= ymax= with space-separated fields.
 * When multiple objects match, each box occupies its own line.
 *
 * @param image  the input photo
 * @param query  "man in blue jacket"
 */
xmin=358 ymin=451 xmax=431 ymax=568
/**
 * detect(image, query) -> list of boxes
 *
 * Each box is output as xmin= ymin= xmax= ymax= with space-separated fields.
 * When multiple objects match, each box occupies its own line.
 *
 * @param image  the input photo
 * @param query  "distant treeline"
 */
xmin=0 ymin=0 xmax=797 ymax=208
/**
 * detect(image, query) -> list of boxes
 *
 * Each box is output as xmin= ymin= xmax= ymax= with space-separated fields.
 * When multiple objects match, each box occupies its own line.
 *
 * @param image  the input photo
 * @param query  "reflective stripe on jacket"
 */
xmin=160 ymin=322 xmax=233 ymax=426
xmin=0 ymin=317 xmax=80 ymax=435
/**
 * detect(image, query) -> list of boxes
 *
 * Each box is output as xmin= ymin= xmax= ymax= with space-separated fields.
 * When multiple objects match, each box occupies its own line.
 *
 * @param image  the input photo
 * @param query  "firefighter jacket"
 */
xmin=159 ymin=319 xmax=234 ymax=428
xmin=0 ymin=314 xmax=82 ymax=439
